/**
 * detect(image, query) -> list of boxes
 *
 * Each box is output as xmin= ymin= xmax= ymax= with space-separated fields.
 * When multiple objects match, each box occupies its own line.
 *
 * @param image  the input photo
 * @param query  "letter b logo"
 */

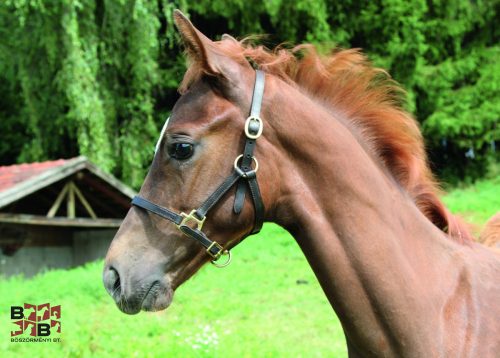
xmin=37 ymin=323 xmax=51 ymax=336
xmin=11 ymin=306 xmax=24 ymax=319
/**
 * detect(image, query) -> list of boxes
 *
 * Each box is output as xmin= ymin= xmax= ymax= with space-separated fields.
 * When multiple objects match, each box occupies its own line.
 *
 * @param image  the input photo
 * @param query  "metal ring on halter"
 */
xmin=211 ymin=250 xmax=232 ymax=268
xmin=244 ymin=116 xmax=263 ymax=139
xmin=234 ymin=154 xmax=259 ymax=173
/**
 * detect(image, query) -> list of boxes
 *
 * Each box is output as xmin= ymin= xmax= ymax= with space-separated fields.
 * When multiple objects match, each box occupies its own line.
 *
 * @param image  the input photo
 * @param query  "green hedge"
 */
xmin=0 ymin=0 xmax=498 ymax=186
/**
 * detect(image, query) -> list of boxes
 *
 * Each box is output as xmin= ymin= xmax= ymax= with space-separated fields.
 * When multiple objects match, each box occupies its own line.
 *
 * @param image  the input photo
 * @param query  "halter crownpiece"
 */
xmin=131 ymin=70 xmax=266 ymax=267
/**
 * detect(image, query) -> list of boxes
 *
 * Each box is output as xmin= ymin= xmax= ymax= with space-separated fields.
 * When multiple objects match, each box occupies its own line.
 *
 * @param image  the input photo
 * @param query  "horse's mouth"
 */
xmin=115 ymin=281 xmax=174 ymax=315
xmin=140 ymin=282 xmax=174 ymax=312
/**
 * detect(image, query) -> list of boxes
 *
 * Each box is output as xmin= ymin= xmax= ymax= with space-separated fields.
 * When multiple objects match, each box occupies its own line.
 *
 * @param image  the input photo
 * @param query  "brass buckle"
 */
xmin=206 ymin=241 xmax=223 ymax=259
xmin=207 ymin=242 xmax=232 ymax=268
xmin=177 ymin=210 xmax=206 ymax=231
xmin=244 ymin=116 xmax=263 ymax=139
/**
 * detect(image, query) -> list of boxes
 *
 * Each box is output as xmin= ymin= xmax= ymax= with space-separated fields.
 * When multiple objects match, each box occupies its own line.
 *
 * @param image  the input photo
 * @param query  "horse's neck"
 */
xmin=264 ymin=81 xmax=465 ymax=356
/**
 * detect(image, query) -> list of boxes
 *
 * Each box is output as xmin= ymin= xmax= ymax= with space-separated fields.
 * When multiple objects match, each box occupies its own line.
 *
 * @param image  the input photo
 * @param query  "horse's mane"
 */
xmin=180 ymin=38 xmax=472 ymax=244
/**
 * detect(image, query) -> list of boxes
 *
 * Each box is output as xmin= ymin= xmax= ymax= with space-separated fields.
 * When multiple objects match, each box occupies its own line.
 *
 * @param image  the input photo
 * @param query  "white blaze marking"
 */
xmin=155 ymin=116 xmax=170 ymax=155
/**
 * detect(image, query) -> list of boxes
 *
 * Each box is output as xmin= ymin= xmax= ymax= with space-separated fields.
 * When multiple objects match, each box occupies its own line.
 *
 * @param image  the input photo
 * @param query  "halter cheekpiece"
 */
xmin=131 ymin=70 xmax=266 ymax=267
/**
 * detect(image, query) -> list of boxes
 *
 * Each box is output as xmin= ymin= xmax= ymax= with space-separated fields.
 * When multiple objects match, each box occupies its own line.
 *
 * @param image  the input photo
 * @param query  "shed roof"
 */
xmin=0 ymin=156 xmax=135 ymax=209
xmin=0 ymin=157 xmax=136 ymax=228
xmin=0 ymin=159 xmax=68 ymax=193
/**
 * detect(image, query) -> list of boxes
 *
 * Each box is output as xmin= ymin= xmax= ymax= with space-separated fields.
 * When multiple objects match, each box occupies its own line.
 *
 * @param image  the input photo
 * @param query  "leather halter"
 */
xmin=131 ymin=70 xmax=266 ymax=267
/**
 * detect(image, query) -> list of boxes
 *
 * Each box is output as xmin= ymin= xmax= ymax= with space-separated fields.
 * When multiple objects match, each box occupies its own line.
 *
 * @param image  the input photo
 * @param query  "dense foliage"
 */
xmin=0 ymin=0 xmax=498 ymax=186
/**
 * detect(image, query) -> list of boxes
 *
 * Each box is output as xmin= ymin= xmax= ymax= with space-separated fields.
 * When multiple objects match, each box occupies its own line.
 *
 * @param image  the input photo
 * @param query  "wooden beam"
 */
xmin=47 ymin=183 xmax=70 ymax=218
xmin=71 ymin=182 xmax=97 ymax=219
xmin=0 ymin=213 xmax=122 ymax=228
xmin=67 ymin=182 xmax=75 ymax=218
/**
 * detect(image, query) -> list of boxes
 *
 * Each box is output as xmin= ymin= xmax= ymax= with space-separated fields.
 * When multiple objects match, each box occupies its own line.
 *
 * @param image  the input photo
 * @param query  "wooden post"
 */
xmin=67 ymin=182 xmax=75 ymax=218
xmin=71 ymin=182 xmax=97 ymax=219
xmin=46 ymin=181 xmax=98 ymax=219
xmin=47 ymin=183 xmax=70 ymax=218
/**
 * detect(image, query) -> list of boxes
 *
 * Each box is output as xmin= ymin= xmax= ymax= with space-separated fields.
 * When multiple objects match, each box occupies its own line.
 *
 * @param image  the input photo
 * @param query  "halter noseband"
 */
xmin=131 ymin=70 xmax=266 ymax=268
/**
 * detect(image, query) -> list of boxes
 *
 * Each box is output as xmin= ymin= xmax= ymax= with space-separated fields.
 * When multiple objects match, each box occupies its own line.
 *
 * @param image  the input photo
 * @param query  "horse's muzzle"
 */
xmin=102 ymin=263 xmax=173 ymax=314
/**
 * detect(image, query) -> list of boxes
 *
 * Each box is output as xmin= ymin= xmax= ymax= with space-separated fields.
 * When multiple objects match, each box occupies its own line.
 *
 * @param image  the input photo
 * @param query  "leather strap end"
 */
xmin=233 ymin=181 xmax=246 ymax=214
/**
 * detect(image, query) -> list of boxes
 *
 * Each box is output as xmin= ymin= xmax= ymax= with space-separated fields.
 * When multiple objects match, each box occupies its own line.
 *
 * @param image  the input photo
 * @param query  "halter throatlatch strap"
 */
xmin=131 ymin=70 xmax=266 ymax=267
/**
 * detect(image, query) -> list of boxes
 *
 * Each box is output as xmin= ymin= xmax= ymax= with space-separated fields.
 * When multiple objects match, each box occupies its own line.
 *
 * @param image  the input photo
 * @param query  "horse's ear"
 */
xmin=173 ymin=10 xmax=240 ymax=80
xmin=221 ymin=33 xmax=239 ymax=43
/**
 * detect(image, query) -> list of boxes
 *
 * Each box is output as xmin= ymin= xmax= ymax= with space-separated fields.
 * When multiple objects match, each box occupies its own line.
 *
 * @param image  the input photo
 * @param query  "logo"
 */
xmin=10 ymin=303 xmax=61 ymax=343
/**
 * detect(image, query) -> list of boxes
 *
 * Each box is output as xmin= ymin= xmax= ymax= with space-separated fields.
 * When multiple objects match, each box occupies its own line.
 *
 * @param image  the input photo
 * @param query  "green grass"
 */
xmin=443 ymin=176 xmax=500 ymax=228
xmin=1 ymin=177 xmax=498 ymax=357
xmin=1 ymin=224 xmax=346 ymax=358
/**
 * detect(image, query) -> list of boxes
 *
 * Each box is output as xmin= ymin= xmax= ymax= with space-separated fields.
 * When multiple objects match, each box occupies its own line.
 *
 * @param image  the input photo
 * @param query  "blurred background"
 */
xmin=0 ymin=0 xmax=498 ymax=185
xmin=0 ymin=1 xmax=498 ymax=357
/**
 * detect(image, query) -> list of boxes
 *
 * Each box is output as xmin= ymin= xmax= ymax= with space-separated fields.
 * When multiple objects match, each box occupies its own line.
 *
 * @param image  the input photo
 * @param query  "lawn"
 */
xmin=443 ymin=175 xmax=500 ymax=230
xmin=2 ymin=223 xmax=346 ymax=358
xmin=1 ymin=178 xmax=498 ymax=357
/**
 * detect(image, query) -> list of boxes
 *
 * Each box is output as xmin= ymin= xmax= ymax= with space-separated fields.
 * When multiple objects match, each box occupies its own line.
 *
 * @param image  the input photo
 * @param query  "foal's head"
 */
xmin=103 ymin=11 xmax=276 ymax=314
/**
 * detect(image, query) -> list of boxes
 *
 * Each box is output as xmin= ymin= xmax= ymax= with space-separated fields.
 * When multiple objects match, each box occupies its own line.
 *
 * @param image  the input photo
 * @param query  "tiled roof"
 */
xmin=0 ymin=159 xmax=69 ymax=192
xmin=0 ymin=156 xmax=135 ymax=210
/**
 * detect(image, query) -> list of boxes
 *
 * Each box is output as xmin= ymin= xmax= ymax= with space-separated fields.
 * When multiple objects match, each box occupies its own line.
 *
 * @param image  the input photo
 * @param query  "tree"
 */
xmin=0 ymin=0 xmax=497 ymax=186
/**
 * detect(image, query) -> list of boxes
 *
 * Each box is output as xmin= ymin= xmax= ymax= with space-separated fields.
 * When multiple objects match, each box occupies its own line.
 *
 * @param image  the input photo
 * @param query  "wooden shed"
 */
xmin=0 ymin=156 xmax=135 ymax=277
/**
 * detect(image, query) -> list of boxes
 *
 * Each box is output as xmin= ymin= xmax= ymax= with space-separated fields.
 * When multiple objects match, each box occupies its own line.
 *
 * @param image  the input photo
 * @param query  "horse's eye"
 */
xmin=168 ymin=143 xmax=194 ymax=160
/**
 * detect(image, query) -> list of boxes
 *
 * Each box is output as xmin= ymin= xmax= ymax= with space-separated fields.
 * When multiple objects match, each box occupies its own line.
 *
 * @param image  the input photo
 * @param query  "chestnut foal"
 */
xmin=104 ymin=11 xmax=500 ymax=357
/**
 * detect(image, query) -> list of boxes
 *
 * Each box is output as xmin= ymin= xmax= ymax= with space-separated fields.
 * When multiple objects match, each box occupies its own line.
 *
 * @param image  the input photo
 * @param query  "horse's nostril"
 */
xmin=111 ymin=268 xmax=120 ymax=293
xmin=113 ymin=270 xmax=120 ymax=292
xmin=103 ymin=265 xmax=121 ymax=298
